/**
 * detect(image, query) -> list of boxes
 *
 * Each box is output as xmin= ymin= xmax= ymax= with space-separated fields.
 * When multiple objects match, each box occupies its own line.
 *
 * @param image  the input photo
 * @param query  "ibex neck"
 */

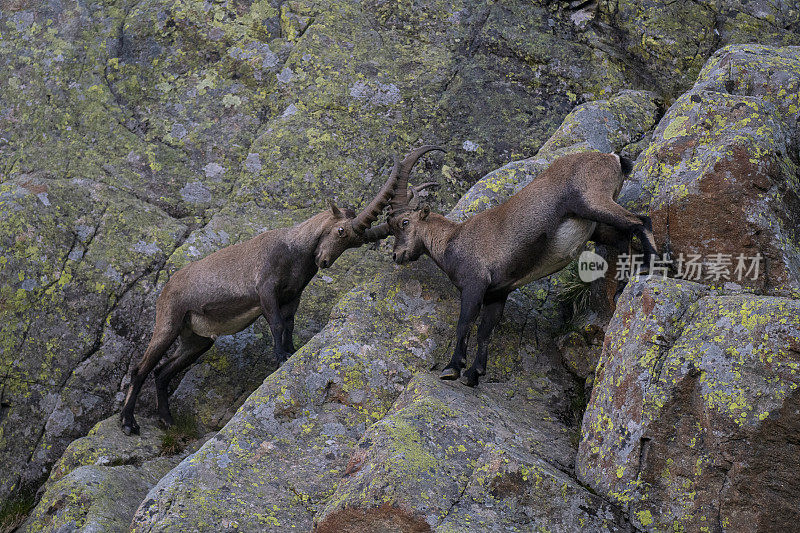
xmin=290 ymin=211 xmax=332 ymax=251
xmin=420 ymin=213 xmax=459 ymax=264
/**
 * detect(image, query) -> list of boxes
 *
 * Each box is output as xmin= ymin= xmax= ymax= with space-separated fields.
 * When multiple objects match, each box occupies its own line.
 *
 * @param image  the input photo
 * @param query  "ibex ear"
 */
xmin=328 ymin=199 xmax=343 ymax=218
xmin=420 ymin=204 xmax=431 ymax=220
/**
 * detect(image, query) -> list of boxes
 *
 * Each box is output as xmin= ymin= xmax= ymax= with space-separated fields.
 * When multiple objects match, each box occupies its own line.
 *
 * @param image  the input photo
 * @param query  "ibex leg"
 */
xmin=153 ymin=331 xmax=214 ymax=427
xmin=591 ymin=223 xmax=631 ymax=253
xmin=573 ymin=200 xmax=658 ymax=265
xmin=258 ymin=287 xmax=292 ymax=364
xmin=120 ymin=320 xmax=181 ymax=435
xmin=591 ymin=223 xmax=634 ymax=299
xmin=279 ymin=297 xmax=301 ymax=355
xmin=441 ymin=286 xmax=485 ymax=380
xmin=462 ymin=296 xmax=507 ymax=387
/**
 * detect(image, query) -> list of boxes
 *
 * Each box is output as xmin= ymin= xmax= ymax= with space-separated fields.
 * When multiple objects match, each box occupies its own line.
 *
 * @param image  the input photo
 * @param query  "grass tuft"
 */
xmin=556 ymin=260 xmax=594 ymax=332
xmin=0 ymin=491 xmax=36 ymax=533
xmin=160 ymin=414 xmax=200 ymax=456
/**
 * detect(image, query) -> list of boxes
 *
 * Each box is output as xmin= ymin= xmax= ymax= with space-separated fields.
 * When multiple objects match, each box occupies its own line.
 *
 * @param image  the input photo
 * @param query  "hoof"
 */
xmin=461 ymin=370 xmax=480 ymax=388
xmin=439 ymin=367 xmax=460 ymax=380
xmin=157 ymin=414 xmax=174 ymax=429
xmin=121 ymin=422 xmax=139 ymax=436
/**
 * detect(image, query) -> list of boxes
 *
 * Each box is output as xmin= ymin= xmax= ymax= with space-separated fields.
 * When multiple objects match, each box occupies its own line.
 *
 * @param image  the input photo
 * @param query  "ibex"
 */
xmin=119 ymin=146 xmax=442 ymax=435
xmin=388 ymin=151 xmax=657 ymax=387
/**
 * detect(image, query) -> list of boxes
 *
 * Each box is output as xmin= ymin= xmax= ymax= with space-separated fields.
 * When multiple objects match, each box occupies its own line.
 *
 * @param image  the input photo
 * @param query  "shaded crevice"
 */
xmin=101 ymin=0 xmax=198 ymax=154
xmin=37 ymin=231 xmax=80 ymax=296
xmin=714 ymin=467 xmax=732 ymax=533
xmin=585 ymin=13 xmax=661 ymax=95
xmin=95 ymin=164 xmax=194 ymax=222
xmin=433 ymin=466 xmax=471 ymax=528
xmin=465 ymin=5 xmax=492 ymax=58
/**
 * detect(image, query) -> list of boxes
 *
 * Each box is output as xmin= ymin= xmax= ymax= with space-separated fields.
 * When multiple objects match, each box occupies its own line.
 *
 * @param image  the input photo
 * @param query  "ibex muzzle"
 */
xmin=119 ymin=147 xmax=440 ymax=435
xmin=388 ymin=151 xmax=657 ymax=387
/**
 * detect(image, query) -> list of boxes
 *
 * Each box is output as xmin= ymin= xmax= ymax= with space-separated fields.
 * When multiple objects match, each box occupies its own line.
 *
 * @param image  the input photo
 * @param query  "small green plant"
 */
xmin=160 ymin=414 xmax=200 ymax=456
xmin=556 ymin=260 xmax=593 ymax=332
xmin=0 ymin=491 xmax=36 ymax=533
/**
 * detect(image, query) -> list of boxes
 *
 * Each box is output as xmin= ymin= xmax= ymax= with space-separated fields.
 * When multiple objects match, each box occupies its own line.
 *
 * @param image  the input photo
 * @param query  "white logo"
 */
xmin=578 ymin=250 xmax=608 ymax=282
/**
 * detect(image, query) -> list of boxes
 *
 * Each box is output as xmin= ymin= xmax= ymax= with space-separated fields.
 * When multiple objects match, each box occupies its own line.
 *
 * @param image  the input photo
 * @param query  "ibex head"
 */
xmin=314 ymin=202 xmax=362 ymax=269
xmin=314 ymin=146 xmax=442 ymax=268
xmin=385 ymin=146 xmax=445 ymax=264
xmin=389 ymin=202 xmax=432 ymax=264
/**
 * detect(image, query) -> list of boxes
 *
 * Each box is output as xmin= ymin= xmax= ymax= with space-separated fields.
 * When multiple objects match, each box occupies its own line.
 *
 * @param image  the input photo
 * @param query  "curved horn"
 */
xmin=362 ymin=222 xmax=391 ymax=243
xmin=408 ymin=182 xmax=440 ymax=209
xmin=389 ymin=145 xmax=445 ymax=214
xmin=350 ymin=156 xmax=401 ymax=234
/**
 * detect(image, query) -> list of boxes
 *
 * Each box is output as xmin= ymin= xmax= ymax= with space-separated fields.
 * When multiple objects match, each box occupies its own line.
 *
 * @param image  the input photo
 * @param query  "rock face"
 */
xmin=313 ymin=373 xmax=629 ymax=532
xmin=22 ymin=416 xmax=206 ymax=532
xmin=632 ymin=45 xmax=800 ymax=296
xmin=3 ymin=0 xmax=800 ymax=531
xmin=591 ymin=1 xmax=800 ymax=97
xmin=578 ymin=276 xmax=800 ymax=532
xmin=124 ymin=85 xmax=660 ymax=531
xmin=128 ymin=258 xmax=583 ymax=532
xmin=0 ymin=0 xmax=671 ymax=501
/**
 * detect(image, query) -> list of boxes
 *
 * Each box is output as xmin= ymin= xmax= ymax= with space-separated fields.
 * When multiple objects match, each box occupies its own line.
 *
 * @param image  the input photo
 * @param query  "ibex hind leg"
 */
xmin=120 ymin=324 xmax=181 ymax=435
xmin=153 ymin=331 xmax=214 ymax=427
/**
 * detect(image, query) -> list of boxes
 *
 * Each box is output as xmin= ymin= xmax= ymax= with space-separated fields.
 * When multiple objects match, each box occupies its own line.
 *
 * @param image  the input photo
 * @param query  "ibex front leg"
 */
xmin=279 ymin=297 xmax=301 ymax=355
xmin=462 ymin=295 xmax=507 ymax=387
xmin=258 ymin=285 xmax=292 ymax=364
xmin=440 ymin=285 xmax=486 ymax=380
xmin=573 ymin=199 xmax=658 ymax=266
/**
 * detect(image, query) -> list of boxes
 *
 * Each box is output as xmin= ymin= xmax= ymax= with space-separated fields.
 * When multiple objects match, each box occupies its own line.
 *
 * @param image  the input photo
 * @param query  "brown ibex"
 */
xmin=120 ymin=146 xmax=442 ymax=435
xmin=388 ymin=151 xmax=657 ymax=387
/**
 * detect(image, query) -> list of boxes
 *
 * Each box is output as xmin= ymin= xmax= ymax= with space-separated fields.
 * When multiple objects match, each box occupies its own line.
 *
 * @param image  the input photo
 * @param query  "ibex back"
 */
xmin=119 ymin=147 xmax=441 ymax=435
xmin=388 ymin=151 xmax=657 ymax=387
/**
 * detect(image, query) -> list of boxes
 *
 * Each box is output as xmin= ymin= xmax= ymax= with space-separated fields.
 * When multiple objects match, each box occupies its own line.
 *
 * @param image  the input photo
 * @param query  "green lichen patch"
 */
xmin=23 ymin=464 xmax=173 ymax=533
xmin=629 ymin=46 xmax=800 ymax=296
xmin=592 ymin=1 xmax=800 ymax=98
xmin=317 ymin=373 xmax=626 ymax=531
xmin=578 ymin=276 xmax=800 ymax=531
xmin=44 ymin=416 xmax=167 ymax=492
xmin=0 ymin=175 xmax=188 ymax=499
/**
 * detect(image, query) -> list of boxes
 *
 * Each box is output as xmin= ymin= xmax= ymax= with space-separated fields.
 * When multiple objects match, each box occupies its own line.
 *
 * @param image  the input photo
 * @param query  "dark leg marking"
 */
xmin=441 ymin=286 xmax=485 ymax=381
xmin=462 ymin=296 xmax=507 ymax=387
xmin=153 ymin=331 xmax=214 ymax=427
xmin=120 ymin=320 xmax=181 ymax=435
xmin=279 ymin=297 xmax=301 ymax=356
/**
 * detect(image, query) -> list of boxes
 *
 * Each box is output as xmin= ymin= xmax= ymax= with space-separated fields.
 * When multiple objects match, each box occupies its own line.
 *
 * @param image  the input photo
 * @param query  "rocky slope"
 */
xmin=23 ymin=84 xmax=662 ymax=532
xmin=1 ymin=0 xmax=799 ymax=531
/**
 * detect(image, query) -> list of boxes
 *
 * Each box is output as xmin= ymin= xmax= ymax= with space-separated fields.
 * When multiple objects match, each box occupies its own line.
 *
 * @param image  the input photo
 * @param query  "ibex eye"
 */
xmin=402 ymin=219 xmax=409 ymax=228
xmin=337 ymin=227 xmax=345 ymax=236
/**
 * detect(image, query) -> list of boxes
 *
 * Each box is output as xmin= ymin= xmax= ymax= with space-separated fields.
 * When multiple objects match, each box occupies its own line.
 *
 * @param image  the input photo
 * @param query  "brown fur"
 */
xmin=314 ymin=503 xmax=432 ymax=533
xmin=118 ymin=207 xmax=384 ymax=435
xmin=389 ymin=152 xmax=657 ymax=386
xmin=119 ymin=147 xmax=442 ymax=435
